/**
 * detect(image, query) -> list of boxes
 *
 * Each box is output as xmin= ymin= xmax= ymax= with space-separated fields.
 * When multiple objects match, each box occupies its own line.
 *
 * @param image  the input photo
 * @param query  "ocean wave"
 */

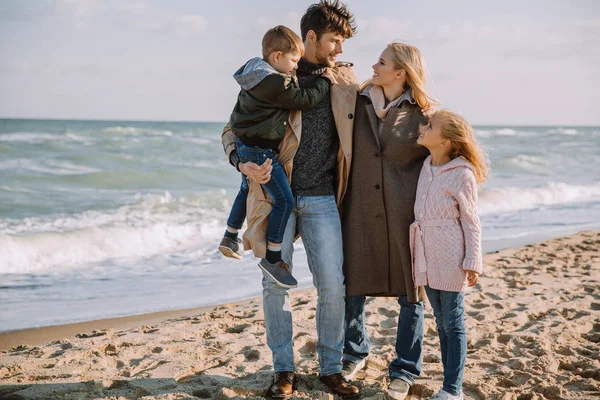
xmin=475 ymin=128 xmax=520 ymax=138
xmin=0 ymin=191 xmax=230 ymax=274
xmin=0 ymin=158 xmax=101 ymax=175
xmin=547 ymin=128 xmax=578 ymax=135
xmin=0 ymin=186 xmax=35 ymax=194
xmin=479 ymin=182 xmax=600 ymax=215
xmin=100 ymin=126 xmax=173 ymax=136
xmin=0 ymin=132 xmax=67 ymax=143
xmin=494 ymin=154 xmax=548 ymax=171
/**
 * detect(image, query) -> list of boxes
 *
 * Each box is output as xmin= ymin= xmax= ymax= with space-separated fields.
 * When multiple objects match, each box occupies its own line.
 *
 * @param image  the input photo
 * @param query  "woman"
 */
xmin=341 ymin=42 xmax=437 ymax=400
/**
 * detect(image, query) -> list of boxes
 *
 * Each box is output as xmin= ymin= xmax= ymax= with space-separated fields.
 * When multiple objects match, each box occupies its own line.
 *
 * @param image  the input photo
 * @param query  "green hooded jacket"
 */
xmin=230 ymin=57 xmax=330 ymax=149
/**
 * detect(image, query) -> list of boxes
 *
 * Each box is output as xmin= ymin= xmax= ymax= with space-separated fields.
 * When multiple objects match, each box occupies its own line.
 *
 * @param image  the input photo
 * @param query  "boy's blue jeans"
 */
xmin=425 ymin=286 xmax=466 ymax=396
xmin=344 ymin=295 xmax=424 ymax=384
xmin=226 ymin=140 xmax=294 ymax=245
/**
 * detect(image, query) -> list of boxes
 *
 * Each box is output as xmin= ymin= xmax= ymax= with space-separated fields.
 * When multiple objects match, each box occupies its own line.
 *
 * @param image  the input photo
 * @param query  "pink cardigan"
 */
xmin=410 ymin=156 xmax=483 ymax=292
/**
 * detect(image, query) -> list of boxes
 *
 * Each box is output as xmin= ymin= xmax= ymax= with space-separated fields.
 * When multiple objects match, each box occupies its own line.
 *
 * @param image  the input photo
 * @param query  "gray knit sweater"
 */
xmin=290 ymin=58 xmax=339 ymax=197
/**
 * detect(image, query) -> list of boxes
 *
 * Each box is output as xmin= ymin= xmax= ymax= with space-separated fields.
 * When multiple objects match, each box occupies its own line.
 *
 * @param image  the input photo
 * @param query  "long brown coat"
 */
xmin=342 ymin=92 xmax=429 ymax=303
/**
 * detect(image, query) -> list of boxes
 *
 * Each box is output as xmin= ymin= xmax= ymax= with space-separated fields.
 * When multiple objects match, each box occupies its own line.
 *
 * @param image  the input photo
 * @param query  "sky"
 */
xmin=0 ymin=0 xmax=599 ymax=126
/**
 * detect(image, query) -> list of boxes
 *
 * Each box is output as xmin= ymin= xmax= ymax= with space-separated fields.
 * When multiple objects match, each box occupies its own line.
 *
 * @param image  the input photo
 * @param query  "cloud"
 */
xmin=55 ymin=0 xmax=106 ymax=18
xmin=120 ymin=1 xmax=149 ymax=14
xmin=175 ymin=15 xmax=207 ymax=33
xmin=115 ymin=2 xmax=207 ymax=37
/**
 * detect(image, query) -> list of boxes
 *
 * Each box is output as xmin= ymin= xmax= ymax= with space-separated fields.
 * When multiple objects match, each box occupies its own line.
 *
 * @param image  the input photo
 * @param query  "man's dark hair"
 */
xmin=300 ymin=0 xmax=357 ymax=41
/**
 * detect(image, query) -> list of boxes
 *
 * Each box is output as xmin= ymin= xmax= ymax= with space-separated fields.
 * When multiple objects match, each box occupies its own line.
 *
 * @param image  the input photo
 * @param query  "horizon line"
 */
xmin=0 ymin=116 xmax=599 ymax=128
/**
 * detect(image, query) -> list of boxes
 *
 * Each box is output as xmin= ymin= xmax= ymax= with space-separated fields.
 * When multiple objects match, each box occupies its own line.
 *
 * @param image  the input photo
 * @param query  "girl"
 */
xmin=412 ymin=109 xmax=488 ymax=400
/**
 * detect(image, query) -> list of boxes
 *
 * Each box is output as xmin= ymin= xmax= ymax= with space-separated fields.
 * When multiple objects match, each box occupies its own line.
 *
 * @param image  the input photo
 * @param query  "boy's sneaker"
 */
xmin=258 ymin=259 xmax=298 ymax=288
xmin=387 ymin=378 xmax=410 ymax=400
xmin=429 ymin=390 xmax=464 ymax=400
xmin=219 ymin=237 xmax=243 ymax=259
xmin=342 ymin=358 xmax=367 ymax=380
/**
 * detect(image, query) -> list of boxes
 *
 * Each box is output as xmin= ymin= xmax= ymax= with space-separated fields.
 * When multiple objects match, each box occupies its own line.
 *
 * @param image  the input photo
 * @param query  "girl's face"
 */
xmin=371 ymin=47 xmax=403 ymax=87
xmin=418 ymin=114 xmax=448 ymax=152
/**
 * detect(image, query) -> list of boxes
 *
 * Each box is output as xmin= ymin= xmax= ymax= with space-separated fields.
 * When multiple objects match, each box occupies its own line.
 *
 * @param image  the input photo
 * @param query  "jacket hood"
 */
xmin=233 ymin=57 xmax=283 ymax=91
xmin=424 ymin=155 xmax=476 ymax=175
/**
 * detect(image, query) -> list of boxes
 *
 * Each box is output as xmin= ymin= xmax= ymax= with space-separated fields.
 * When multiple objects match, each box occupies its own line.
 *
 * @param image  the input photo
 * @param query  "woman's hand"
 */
xmin=466 ymin=271 xmax=479 ymax=287
xmin=239 ymin=159 xmax=273 ymax=184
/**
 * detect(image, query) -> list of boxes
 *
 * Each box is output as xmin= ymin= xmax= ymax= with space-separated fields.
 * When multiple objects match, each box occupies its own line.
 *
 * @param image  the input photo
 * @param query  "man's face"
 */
xmin=314 ymin=32 xmax=345 ymax=67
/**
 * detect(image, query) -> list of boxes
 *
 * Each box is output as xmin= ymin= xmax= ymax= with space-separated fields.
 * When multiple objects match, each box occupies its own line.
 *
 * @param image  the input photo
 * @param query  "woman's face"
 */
xmin=371 ymin=47 xmax=402 ymax=87
xmin=417 ymin=114 xmax=445 ymax=150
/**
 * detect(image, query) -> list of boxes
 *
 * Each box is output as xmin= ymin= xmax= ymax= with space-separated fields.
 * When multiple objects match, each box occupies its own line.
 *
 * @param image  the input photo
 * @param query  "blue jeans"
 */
xmin=344 ymin=295 xmax=424 ymax=384
xmin=425 ymin=286 xmax=466 ymax=396
xmin=226 ymin=174 xmax=249 ymax=230
xmin=262 ymin=195 xmax=346 ymax=376
xmin=226 ymin=141 xmax=295 ymax=244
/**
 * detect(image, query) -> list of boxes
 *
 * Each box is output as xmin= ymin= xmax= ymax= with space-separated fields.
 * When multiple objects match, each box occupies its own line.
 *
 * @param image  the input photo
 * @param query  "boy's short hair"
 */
xmin=262 ymin=25 xmax=305 ymax=59
xmin=300 ymin=0 xmax=357 ymax=41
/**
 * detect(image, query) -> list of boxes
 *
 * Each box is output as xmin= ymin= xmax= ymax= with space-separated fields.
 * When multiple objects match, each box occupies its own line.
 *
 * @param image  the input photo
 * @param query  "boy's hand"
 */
xmin=322 ymin=68 xmax=335 ymax=84
xmin=466 ymin=271 xmax=479 ymax=287
xmin=239 ymin=159 xmax=272 ymax=184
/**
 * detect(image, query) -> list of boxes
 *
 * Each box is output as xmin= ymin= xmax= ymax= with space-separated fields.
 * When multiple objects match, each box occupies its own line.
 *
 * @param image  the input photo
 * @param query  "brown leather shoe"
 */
xmin=267 ymin=371 xmax=295 ymax=399
xmin=319 ymin=373 xmax=360 ymax=398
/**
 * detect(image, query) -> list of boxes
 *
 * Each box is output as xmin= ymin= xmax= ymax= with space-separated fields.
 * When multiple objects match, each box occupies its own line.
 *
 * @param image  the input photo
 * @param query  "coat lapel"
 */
xmin=365 ymin=102 xmax=381 ymax=148
xmin=331 ymin=84 xmax=358 ymax=161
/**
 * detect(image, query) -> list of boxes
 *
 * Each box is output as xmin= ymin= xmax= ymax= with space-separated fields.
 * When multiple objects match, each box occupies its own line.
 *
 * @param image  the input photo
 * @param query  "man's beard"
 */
xmin=315 ymin=43 xmax=336 ymax=67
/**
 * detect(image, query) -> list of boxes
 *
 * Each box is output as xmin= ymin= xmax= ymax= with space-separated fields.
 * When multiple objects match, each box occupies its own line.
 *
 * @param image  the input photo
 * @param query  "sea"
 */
xmin=1 ymin=119 xmax=599 ymax=332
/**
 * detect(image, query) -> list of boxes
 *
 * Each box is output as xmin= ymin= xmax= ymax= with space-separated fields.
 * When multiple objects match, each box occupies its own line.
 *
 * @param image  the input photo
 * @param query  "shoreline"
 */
xmin=0 ymin=288 xmax=315 ymax=352
xmin=3 ymin=224 xmax=599 ymax=338
xmin=1 ymin=231 xmax=598 ymax=400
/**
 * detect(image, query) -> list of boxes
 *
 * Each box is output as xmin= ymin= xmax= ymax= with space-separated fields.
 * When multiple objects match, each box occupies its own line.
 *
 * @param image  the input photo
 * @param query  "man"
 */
xmin=221 ymin=1 xmax=360 ymax=398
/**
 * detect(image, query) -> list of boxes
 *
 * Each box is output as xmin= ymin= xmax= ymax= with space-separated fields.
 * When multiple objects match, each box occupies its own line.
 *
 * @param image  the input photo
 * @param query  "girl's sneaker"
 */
xmin=429 ymin=390 xmax=464 ymax=400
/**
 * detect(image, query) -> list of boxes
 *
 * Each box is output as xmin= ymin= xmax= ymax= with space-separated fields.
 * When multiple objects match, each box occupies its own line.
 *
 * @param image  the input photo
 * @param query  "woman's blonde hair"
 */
xmin=434 ymin=109 xmax=489 ymax=183
xmin=387 ymin=42 xmax=439 ymax=110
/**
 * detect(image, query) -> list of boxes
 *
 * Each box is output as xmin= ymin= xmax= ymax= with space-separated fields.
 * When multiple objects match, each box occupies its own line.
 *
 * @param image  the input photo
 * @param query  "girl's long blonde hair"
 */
xmin=435 ymin=109 xmax=489 ymax=183
xmin=387 ymin=42 xmax=439 ymax=111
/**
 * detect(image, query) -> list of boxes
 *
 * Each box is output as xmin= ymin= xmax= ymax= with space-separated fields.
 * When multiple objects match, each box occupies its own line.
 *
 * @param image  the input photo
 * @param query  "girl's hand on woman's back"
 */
xmin=466 ymin=271 xmax=479 ymax=287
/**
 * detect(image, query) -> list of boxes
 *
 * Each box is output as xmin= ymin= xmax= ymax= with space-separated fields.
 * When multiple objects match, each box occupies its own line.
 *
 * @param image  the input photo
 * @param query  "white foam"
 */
xmin=101 ymin=126 xmax=173 ymax=136
xmin=498 ymin=154 xmax=548 ymax=171
xmin=475 ymin=128 xmax=519 ymax=138
xmin=0 ymin=191 xmax=231 ymax=274
xmin=0 ymin=186 xmax=35 ymax=193
xmin=479 ymin=182 xmax=600 ymax=215
xmin=0 ymin=158 xmax=101 ymax=175
xmin=547 ymin=128 xmax=578 ymax=135
xmin=495 ymin=128 xmax=517 ymax=136
xmin=0 ymin=133 xmax=65 ymax=143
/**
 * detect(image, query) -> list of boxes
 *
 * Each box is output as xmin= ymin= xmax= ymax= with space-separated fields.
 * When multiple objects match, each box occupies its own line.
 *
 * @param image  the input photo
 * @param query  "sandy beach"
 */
xmin=1 ymin=231 xmax=598 ymax=400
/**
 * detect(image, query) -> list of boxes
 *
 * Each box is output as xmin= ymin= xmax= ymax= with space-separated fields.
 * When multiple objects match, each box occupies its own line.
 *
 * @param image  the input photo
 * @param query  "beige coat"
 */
xmin=221 ymin=63 xmax=360 ymax=258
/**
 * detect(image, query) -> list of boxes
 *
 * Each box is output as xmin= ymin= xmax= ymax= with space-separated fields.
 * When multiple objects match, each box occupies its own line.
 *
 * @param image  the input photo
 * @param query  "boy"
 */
xmin=219 ymin=25 xmax=333 ymax=289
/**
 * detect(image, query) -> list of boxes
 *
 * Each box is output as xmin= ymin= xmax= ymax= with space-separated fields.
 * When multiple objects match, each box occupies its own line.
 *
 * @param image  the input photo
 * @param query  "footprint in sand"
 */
xmin=240 ymin=346 xmax=261 ymax=361
xmin=379 ymin=317 xmax=397 ymax=330
xmin=192 ymin=388 xmax=214 ymax=399
xmin=377 ymin=307 xmax=399 ymax=318
xmin=226 ymin=323 xmax=251 ymax=334
xmin=298 ymin=338 xmax=317 ymax=358
xmin=75 ymin=330 xmax=107 ymax=338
